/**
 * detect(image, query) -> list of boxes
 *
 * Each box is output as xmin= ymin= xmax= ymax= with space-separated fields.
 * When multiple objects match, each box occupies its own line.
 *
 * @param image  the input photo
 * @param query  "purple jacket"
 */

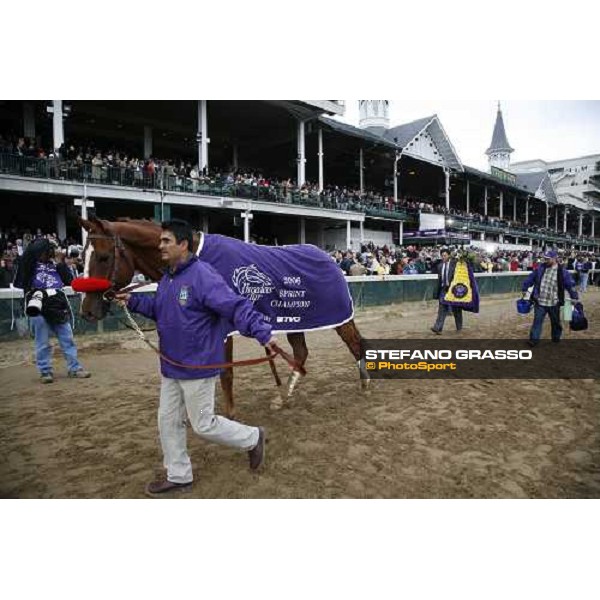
xmin=127 ymin=255 xmax=272 ymax=380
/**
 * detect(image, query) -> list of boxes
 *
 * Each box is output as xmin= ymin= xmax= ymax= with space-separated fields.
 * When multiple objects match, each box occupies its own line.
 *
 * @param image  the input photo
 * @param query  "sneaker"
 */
xmin=68 ymin=369 xmax=91 ymax=379
xmin=144 ymin=479 xmax=192 ymax=498
xmin=527 ymin=340 xmax=539 ymax=347
xmin=248 ymin=427 xmax=266 ymax=471
xmin=40 ymin=372 xmax=54 ymax=384
xmin=430 ymin=327 xmax=442 ymax=335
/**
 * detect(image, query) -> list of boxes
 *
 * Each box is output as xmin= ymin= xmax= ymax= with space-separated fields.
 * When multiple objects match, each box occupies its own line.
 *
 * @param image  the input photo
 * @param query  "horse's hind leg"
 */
xmin=335 ymin=319 xmax=371 ymax=392
xmin=219 ymin=337 xmax=235 ymax=419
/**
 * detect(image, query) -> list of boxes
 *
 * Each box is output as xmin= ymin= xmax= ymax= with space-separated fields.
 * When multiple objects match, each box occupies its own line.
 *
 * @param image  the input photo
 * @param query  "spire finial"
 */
xmin=497 ymin=100 xmax=501 ymax=111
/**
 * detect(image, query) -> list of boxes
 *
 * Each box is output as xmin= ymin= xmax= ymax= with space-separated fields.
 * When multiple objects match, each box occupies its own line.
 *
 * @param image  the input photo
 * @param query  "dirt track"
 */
xmin=1 ymin=291 xmax=599 ymax=498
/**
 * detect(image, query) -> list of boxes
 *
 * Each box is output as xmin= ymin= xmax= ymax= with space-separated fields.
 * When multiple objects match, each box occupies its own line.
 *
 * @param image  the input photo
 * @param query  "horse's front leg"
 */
xmin=219 ymin=336 xmax=235 ymax=419
xmin=335 ymin=320 xmax=371 ymax=393
xmin=285 ymin=332 xmax=308 ymax=398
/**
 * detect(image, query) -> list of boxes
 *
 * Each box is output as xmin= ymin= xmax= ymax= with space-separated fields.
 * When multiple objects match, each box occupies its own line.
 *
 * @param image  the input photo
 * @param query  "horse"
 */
xmin=79 ymin=216 xmax=370 ymax=418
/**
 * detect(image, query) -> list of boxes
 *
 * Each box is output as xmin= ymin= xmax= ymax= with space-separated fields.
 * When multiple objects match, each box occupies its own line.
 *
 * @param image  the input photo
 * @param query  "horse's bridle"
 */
xmin=83 ymin=231 xmax=136 ymax=300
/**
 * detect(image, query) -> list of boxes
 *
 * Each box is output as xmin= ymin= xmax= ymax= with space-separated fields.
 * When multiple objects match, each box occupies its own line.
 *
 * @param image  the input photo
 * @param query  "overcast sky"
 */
xmin=336 ymin=100 xmax=600 ymax=171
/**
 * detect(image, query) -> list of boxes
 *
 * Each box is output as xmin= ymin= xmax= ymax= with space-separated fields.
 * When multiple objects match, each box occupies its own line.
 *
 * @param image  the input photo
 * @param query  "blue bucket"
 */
xmin=516 ymin=299 xmax=532 ymax=315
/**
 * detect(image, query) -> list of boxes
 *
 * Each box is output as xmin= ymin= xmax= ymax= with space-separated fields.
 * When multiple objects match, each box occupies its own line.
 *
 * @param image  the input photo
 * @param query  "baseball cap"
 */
xmin=543 ymin=250 xmax=558 ymax=259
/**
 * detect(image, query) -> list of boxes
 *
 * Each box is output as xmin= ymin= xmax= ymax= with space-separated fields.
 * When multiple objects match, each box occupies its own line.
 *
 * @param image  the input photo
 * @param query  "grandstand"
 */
xmin=1 ymin=100 xmax=599 ymax=252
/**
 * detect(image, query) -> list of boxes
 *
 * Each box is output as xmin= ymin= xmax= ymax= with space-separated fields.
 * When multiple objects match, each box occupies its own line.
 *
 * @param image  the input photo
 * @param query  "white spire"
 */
xmin=359 ymin=100 xmax=390 ymax=133
xmin=486 ymin=101 xmax=514 ymax=172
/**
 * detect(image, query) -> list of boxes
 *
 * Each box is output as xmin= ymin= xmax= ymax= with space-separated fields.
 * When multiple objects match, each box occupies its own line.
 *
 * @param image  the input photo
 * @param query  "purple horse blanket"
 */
xmin=197 ymin=234 xmax=354 ymax=333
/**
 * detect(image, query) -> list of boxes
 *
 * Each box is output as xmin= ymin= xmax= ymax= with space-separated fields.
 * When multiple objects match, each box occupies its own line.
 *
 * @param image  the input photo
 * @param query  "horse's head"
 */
xmin=79 ymin=216 xmax=138 ymax=321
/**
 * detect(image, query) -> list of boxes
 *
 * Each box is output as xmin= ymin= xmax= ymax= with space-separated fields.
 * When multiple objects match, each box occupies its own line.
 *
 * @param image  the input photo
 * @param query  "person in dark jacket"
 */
xmin=115 ymin=219 xmax=276 ymax=497
xmin=55 ymin=250 xmax=74 ymax=286
xmin=431 ymin=249 xmax=462 ymax=334
xmin=579 ymin=256 xmax=592 ymax=293
xmin=521 ymin=249 xmax=578 ymax=346
xmin=14 ymin=238 xmax=90 ymax=383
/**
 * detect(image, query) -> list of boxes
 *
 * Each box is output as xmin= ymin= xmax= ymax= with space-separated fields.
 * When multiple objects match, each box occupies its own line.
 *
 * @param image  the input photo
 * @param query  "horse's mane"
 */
xmin=115 ymin=217 xmax=160 ymax=227
xmin=107 ymin=218 xmax=200 ymax=252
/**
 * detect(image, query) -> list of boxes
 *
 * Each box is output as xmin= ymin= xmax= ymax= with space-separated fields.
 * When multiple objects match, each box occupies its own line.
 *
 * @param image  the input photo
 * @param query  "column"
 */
xmin=499 ymin=190 xmax=504 ymax=220
xmin=525 ymin=198 xmax=529 ymax=225
xmin=154 ymin=204 xmax=171 ymax=221
xmin=592 ymin=216 xmax=595 ymax=239
xmin=466 ymin=180 xmax=470 ymax=213
xmin=484 ymin=186 xmax=488 ymax=216
xmin=346 ymin=220 xmax=351 ymax=250
xmin=232 ymin=144 xmax=239 ymax=171
xmin=513 ymin=195 xmax=517 ymax=222
xmin=56 ymin=203 xmax=66 ymax=241
xmin=359 ymin=147 xmax=364 ymax=195
xmin=143 ymin=126 xmax=153 ymax=159
xmin=52 ymin=100 xmax=64 ymax=152
xmin=299 ymin=217 xmax=306 ymax=244
xmin=393 ymin=151 xmax=399 ymax=203
xmin=243 ymin=211 xmax=251 ymax=243
xmin=297 ymin=120 xmax=306 ymax=186
xmin=515 ymin=237 xmax=519 ymax=245
xmin=202 ymin=215 xmax=209 ymax=234
xmin=563 ymin=208 xmax=568 ymax=233
xmin=318 ymin=128 xmax=324 ymax=192
xmin=480 ymin=232 xmax=485 ymax=241
xmin=578 ymin=213 xmax=583 ymax=237
xmin=399 ymin=220 xmax=403 ymax=246
xmin=23 ymin=101 xmax=36 ymax=139
xmin=359 ymin=221 xmax=364 ymax=245
xmin=77 ymin=192 xmax=91 ymax=247
xmin=545 ymin=203 xmax=549 ymax=228
xmin=445 ymin=168 xmax=450 ymax=211
xmin=197 ymin=100 xmax=208 ymax=173
xmin=318 ymin=223 xmax=325 ymax=249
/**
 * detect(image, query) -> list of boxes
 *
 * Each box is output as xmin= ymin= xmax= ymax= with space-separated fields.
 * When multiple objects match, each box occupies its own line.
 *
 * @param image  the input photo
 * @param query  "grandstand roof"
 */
xmin=383 ymin=116 xmax=434 ymax=149
xmin=516 ymin=172 xmax=558 ymax=205
xmin=318 ymin=116 xmax=397 ymax=148
xmin=320 ymin=114 xmax=463 ymax=171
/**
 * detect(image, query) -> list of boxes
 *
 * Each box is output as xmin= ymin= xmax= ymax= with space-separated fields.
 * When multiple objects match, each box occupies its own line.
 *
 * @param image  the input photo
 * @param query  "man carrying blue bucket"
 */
xmin=521 ymin=249 xmax=578 ymax=346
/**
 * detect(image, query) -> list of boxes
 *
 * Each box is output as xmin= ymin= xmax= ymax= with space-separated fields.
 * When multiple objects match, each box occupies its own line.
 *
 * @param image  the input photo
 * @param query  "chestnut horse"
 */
xmin=79 ymin=217 xmax=370 ymax=417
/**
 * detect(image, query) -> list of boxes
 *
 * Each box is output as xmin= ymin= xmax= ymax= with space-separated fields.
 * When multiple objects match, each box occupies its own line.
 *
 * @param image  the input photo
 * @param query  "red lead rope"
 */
xmin=155 ymin=342 xmax=306 ymax=375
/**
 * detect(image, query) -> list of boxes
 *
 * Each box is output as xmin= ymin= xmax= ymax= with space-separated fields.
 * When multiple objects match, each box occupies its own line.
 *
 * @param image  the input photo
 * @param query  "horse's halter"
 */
xmin=83 ymin=231 xmax=135 ymax=300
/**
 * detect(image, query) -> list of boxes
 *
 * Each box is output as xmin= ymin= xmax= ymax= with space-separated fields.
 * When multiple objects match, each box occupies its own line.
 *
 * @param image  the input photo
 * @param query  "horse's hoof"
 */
xmin=286 ymin=371 xmax=302 ymax=398
xmin=361 ymin=379 xmax=372 ymax=394
xmin=270 ymin=396 xmax=285 ymax=411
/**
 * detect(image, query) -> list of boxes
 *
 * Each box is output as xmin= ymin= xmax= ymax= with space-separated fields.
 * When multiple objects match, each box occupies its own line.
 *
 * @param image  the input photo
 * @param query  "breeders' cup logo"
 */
xmin=179 ymin=285 xmax=190 ymax=306
xmin=451 ymin=283 xmax=468 ymax=299
xmin=232 ymin=264 xmax=275 ymax=302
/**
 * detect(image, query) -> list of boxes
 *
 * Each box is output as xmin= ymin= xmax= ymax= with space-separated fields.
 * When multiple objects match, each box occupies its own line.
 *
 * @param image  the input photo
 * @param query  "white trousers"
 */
xmin=159 ymin=375 xmax=259 ymax=484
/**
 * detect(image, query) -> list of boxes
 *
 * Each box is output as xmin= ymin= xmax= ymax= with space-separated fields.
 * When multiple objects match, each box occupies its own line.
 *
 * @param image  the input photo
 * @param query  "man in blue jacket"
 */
xmin=521 ymin=249 xmax=578 ymax=346
xmin=115 ymin=220 xmax=276 ymax=497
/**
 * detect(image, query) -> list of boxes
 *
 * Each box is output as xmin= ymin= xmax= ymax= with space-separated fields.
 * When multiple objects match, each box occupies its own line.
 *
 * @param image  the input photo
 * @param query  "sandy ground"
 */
xmin=1 ymin=290 xmax=599 ymax=499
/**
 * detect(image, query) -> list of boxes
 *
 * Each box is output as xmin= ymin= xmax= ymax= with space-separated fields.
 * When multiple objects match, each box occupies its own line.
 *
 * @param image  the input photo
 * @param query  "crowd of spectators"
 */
xmin=332 ymin=242 xmax=599 ymax=282
xmin=0 ymin=133 xmax=597 ymax=249
xmin=0 ymin=134 xmax=394 ymax=212
xmin=2 ymin=220 xmax=599 ymax=294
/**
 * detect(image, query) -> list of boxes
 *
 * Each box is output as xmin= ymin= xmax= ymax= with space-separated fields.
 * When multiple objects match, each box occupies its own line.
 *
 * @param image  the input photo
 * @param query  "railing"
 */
xmin=0 ymin=153 xmax=368 ymax=214
xmin=1 ymin=152 xmax=599 ymax=245
xmin=446 ymin=214 xmax=597 ymax=245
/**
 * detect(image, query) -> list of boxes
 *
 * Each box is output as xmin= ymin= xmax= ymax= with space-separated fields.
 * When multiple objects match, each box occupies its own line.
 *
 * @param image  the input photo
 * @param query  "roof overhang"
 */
xmin=402 ymin=116 xmax=463 ymax=171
